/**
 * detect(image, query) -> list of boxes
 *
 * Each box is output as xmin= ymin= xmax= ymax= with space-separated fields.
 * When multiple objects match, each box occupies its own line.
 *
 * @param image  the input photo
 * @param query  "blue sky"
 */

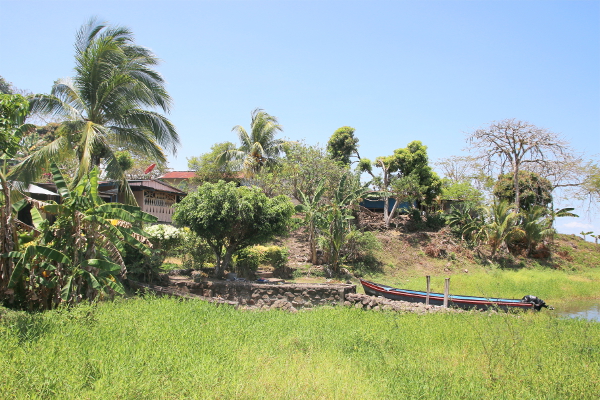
xmin=1 ymin=0 xmax=598 ymax=236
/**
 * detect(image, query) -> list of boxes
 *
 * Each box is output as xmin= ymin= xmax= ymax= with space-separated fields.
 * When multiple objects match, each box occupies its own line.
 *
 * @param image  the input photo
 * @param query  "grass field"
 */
xmin=363 ymin=267 xmax=600 ymax=303
xmin=1 ymin=296 xmax=598 ymax=399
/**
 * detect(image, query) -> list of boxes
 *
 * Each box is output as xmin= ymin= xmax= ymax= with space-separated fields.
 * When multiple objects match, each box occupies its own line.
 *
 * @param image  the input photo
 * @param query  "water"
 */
xmin=555 ymin=299 xmax=600 ymax=322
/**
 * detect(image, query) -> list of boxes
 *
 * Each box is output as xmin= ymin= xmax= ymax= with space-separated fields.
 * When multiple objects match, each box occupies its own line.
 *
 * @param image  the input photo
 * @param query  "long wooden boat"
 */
xmin=359 ymin=279 xmax=549 ymax=311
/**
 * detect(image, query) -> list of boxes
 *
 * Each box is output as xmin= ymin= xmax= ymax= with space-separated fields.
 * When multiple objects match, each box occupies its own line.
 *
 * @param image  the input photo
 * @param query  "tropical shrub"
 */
xmin=3 ymin=164 xmax=155 ymax=310
xmin=145 ymin=224 xmax=181 ymax=251
xmin=446 ymin=204 xmax=485 ymax=245
xmin=481 ymin=201 xmax=520 ymax=258
xmin=173 ymin=180 xmax=294 ymax=278
xmin=171 ymin=228 xmax=214 ymax=269
xmin=341 ymin=229 xmax=381 ymax=263
xmin=235 ymin=245 xmax=289 ymax=275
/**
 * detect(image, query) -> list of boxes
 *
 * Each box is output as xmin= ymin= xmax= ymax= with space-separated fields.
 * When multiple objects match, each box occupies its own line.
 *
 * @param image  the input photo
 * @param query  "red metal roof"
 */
xmin=159 ymin=171 xmax=196 ymax=179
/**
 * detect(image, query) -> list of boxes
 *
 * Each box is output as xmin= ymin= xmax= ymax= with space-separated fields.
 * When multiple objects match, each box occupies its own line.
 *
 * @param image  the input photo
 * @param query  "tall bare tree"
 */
xmin=467 ymin=119 xmax=570 ymax=210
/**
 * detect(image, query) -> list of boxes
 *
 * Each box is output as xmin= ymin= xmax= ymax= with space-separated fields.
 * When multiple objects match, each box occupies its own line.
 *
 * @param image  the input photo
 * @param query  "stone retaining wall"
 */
xmin=344 ymin=293 xmax=460 ymax=314
xmin=130 ymin=279 xmax=463 ymax=314
xmin=172 ymin=279 xmax=356 ymax=311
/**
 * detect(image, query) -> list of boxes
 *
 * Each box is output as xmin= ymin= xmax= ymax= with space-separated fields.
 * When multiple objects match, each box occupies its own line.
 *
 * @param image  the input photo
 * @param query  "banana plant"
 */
xmin=295 ymin=179 xmax=326 ymax=265
xmin=320 ymin=174 xmax=369 ymax=272
xmin=4 ymin=163 xmax=156 ymax=310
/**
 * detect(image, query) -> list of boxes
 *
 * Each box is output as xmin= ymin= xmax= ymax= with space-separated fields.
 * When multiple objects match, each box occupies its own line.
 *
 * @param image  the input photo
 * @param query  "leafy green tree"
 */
xmin=218 ymin=108 xmax=284 ymax=174
xmin=4 ymin=164 xmax=155 ymax=310
xmin=173 ymin=181 xmax=294 ymax=278
xmin=327 ymin=126 xmax=360 ymax=165
xmin=580 ymin=231 xmax=593 ymax=241
xmin=0 ymin=76 xmax=13 ymax=95
xmin=440 ymin=180 xmax=484 ymax=205
xmin=359 ymin=140 xmax=442 ymax=228
xmin=188 ymin=141 xmax=241 ymax=186
xmin=251 ymin=141 xmax=348 ymax=201
xmin=494 ymin=171 xmax=553 ymax=211
xmin=0 ymin=94 xmax=35 ymax=299
xmin=11 ymin=18 xmax=179 ymax=203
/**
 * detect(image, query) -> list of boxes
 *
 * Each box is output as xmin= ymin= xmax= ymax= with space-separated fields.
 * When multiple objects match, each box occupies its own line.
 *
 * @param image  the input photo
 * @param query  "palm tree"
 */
xmin=520 ymin=206 xmax=554 ymax=256
xmin=482 ymin=200 xmax=519 ymax=258
xmin=10 ymin=18 xmax=179 ymax=203
xmin=218 ymin=108 xmax=284 ymax=174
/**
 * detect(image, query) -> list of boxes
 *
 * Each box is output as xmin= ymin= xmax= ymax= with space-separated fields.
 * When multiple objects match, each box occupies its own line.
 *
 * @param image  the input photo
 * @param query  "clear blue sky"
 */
xmin=1 ymin=0 xmax=599 ymax=236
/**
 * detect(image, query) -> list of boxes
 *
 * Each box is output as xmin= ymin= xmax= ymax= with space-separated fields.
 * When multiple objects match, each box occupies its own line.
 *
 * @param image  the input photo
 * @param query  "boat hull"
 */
xmin=360 ymin=279 xmax=536 ymax=311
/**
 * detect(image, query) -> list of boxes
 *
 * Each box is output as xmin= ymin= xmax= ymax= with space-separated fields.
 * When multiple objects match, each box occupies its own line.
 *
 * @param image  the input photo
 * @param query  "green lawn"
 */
xmin=1 ymin=296 xmax=598 ymax=399
xmin=363 ymin=267 xmax=600 ymax=303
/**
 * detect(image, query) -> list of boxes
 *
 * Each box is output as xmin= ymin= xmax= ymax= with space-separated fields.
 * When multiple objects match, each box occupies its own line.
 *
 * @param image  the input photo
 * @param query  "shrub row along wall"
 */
xmin=171 ymin=279 xmax=356 ymax=311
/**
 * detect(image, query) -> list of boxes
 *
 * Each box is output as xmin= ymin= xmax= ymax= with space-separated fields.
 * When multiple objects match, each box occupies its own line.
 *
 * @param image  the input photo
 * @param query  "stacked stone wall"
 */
xmin=174 ymin=280 xmax=355 ymax=311
xmin=130 ymin=279 xmax=463 ymax=314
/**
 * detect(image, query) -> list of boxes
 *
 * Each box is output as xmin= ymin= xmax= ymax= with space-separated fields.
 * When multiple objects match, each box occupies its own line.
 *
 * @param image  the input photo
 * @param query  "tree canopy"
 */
xmin=494 ymin=170 xmax=553 ymax=211
xmin=467 ymin=119 xmax=569 ymax=209
xmin=11 ymin=18 xmax=179 ymax=203
xmin=188 ymin=141 xmax=241 ymax=186
xmin=327 ymin=126 xmax=359 ymax=165
xmin=173 ymin=181 xmax=294 ymax=277
xmin=359 ymin=140 xmax=442 ymax=227
xmin=218 ymin=108 xmax=285 ymax=174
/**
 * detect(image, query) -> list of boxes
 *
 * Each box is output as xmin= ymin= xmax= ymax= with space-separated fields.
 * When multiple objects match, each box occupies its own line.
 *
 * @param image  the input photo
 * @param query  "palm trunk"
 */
xmin=0 ymin=170 xmax=15 ymax=294
xmin=309 ymin=222 xmax=318 ymax=265
xmin=513 ymin=165 xmax=520 ymax=211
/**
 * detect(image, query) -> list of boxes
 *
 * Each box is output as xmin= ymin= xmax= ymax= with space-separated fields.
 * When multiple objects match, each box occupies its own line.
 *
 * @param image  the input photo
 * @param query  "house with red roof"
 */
xmin=98 ymin=179 xmax=186 ymax=224
xmin=158 ymin=171 xmax=197 ymax=188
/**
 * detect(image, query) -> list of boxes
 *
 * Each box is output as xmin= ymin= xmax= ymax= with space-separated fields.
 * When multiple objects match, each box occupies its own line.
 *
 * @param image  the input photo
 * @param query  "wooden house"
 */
xmin=98 ymin=179 xmax=186 ymax=224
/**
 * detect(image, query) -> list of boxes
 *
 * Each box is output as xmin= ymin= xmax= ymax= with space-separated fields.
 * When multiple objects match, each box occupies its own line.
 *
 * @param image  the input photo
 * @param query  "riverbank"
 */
xmin=284 ymin=231 xmax=600 ymax=304
xmin=1 ymin=296 xmax=598 ymax=399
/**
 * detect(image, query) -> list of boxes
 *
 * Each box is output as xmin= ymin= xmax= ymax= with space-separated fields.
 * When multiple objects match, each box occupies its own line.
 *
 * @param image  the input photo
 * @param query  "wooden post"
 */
xmin=443 ymin=278 xmax=450 ymax=308
xmin=426 ymin=275 xmax=431 ymax=306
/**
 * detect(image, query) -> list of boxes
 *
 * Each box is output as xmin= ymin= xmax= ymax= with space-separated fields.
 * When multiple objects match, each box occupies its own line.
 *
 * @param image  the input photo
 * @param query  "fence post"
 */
xmin=426 ymin=275 xmax=431 ymax=306
xmin=443 ymin=278 xmax=450 ymax=308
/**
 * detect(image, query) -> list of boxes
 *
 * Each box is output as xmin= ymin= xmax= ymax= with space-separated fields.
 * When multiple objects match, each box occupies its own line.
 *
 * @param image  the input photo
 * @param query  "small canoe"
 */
xmin=359 ymin=279 xmax=548 ymax=311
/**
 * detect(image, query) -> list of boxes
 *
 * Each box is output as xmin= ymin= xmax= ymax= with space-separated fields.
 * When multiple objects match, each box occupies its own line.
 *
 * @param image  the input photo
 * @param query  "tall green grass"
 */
xmin=372 ymin=268 xmax=600 ymax=302
xmin=1 ymin=297 xmax=598 ymax=399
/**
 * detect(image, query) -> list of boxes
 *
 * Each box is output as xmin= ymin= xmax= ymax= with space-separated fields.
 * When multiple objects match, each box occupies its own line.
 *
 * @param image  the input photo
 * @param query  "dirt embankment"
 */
xmin=275 ymin=210 xmax=477 ymax=280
